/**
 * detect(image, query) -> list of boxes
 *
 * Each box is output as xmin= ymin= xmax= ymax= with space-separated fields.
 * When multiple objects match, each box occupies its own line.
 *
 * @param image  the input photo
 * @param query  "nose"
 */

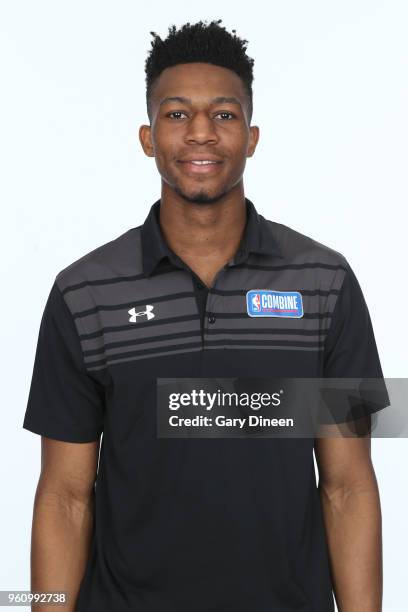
xmin=184 ymin=111 xmax=219 ymax=145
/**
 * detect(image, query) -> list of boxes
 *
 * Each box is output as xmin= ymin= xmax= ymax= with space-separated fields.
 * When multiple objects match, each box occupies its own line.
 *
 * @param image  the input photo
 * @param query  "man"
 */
xmin=23 ymin=19 xmax=389 ymax=612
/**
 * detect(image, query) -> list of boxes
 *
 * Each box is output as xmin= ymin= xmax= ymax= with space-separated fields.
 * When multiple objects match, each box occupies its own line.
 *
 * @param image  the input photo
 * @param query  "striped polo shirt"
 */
xmin=23 ymin=197 xmax=387 ymax=612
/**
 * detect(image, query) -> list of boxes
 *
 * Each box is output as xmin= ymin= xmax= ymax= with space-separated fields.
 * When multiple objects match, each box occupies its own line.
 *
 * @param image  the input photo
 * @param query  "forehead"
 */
xmin=150 ymin=62 xmax=247 ymax=106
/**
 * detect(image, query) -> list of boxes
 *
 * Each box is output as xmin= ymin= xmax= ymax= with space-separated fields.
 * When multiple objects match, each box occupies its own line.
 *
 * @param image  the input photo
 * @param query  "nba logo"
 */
xmin=251 ymin=293 xmax=261 ymax=311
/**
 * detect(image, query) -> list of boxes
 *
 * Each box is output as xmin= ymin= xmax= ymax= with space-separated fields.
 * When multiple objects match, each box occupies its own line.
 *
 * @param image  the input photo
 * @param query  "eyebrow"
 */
xmin=159 ymin=96 xmax=242 ymax=108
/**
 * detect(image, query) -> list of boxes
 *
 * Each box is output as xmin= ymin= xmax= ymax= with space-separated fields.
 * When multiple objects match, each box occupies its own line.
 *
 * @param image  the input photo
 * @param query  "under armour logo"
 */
xmin=128 ymin=305 xmax=155 ymax=322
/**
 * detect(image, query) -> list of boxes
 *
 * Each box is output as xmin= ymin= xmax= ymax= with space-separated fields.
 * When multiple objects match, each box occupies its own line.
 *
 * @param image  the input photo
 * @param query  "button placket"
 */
xmin=203 ymin=265 xmax=228 ymax=346
xmin=188 ymin=271 xmax=208 ymax=347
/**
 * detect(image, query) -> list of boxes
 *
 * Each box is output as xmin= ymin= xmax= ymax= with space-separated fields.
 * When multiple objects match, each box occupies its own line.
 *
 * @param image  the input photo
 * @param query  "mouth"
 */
xmin=176 ymin=158 xmax=224 ymax=176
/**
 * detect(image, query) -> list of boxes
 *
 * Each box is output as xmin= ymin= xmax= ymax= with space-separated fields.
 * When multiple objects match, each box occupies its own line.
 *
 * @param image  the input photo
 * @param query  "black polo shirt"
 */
xmin=23 ymin=198 xmax=388 ymax=612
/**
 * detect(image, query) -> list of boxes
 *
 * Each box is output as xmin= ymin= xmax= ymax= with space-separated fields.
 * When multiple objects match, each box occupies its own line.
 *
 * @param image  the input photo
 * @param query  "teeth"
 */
xmin=190 ymin=160 xmax=217 ymax=165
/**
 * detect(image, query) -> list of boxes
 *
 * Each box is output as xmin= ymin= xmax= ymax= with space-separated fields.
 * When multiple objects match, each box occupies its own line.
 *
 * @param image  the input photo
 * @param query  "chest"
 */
xmin=74 ymin=259 xmax=339 ymax=384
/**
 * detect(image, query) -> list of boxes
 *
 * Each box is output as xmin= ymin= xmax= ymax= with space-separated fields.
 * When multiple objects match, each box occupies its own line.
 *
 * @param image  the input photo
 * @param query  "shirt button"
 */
xmin=196 ymin=281 xmax=204 ymax=290
xmin=208 ymin=313 xmax=216 ymax=324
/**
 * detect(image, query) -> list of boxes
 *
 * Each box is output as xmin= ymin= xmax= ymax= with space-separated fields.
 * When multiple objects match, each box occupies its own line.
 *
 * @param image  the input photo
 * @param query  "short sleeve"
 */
xmin=320 ymin=262 xmax=390 ymax=424
xmin=22 ymin=280 xmax=105 ymax=442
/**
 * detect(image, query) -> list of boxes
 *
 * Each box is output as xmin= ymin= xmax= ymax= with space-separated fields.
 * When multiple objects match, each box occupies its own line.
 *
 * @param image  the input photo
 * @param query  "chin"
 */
xmin=174 ymin=185 xmax=228 ymax=205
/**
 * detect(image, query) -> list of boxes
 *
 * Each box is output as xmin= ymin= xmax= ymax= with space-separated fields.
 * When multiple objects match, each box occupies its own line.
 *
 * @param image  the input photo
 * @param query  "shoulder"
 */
xmin=55 ymin=226 xmax=143 ymax=294
xmin=263 ymin=217 xmax=349 ymax=268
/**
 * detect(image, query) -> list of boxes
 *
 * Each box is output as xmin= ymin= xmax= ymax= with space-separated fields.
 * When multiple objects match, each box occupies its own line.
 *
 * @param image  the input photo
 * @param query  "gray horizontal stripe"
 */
xmin=210 ymin=267 xmax=346 ymax=292
xmin=204 ymin=337 xmax=323 ymax=349
xmin=83 ymin=333 xmax=202 ymax=362
xmin=211 ymin=287 xmax=341 ymax=297
xmin=239 ymin=262 xmax=347 ymax=271
xmin=205 ymin=344 xmax=323 ymax=352
xmin=60 ymin=272 xmax=145 ymax=296
xmin=207 ymin=311 xmax=332 ymax=320
xmin=204 ymin=317 xmax=325 ymax=332
xmin=203 ymin=331 xmax=325 ymax=343
xmin=81 ymin=319 xmax=201 ymax=352
xmin=86 ymin=345 xmax=203 ymax=371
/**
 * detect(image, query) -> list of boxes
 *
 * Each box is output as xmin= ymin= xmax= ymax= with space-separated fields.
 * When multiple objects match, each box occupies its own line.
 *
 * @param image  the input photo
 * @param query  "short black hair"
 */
xmin=144 ymin=19 xmax=254 ymax=123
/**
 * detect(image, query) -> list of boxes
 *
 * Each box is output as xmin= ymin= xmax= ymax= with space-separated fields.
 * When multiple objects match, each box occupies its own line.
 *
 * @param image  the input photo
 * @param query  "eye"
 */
xmin=166 ymin=110 xmax=236 ymax=120
xmin=167 ymin=111 xmax=188 ymax=119
xmin=215 ymin=111 xmax=235 ymax=120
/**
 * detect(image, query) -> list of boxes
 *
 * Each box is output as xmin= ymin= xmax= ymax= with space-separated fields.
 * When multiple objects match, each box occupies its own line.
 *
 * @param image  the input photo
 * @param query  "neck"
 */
xmin=158 ymin=182 xmax=248 ymax=270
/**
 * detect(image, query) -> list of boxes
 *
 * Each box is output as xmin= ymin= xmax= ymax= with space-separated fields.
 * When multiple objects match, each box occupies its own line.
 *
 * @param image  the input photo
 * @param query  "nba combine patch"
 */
xmin=246 ymin=289 xmax=304 ymax=318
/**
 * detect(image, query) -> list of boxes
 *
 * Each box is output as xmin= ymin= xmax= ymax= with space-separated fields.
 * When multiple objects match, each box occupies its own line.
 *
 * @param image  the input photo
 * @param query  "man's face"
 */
xmin=139 ymin=62 xmax=259 ymax=204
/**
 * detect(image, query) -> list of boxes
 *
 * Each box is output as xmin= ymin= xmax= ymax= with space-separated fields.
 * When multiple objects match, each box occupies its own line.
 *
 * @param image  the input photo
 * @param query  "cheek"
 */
xmin=223 ymin=128 xmax=250 ymax=156
xmin=151 ymin=136 xmax=174 ymax=173
xmin=151 ymin=124 xmax=179 ymax=157
xmin=229 ymin=132 xmax=251 ymax=164
xmin=237 ymin=129 xmax=251 ymax=151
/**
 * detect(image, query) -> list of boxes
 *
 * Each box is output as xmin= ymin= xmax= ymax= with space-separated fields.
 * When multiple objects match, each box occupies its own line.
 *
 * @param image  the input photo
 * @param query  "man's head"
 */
xmin=139 ymin=19 xmax=260 ymax=204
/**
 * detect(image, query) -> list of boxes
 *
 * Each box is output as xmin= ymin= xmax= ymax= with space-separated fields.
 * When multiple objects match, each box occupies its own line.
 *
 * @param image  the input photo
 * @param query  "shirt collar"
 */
xmin=141 ymin=197 xmax=282 ymax=277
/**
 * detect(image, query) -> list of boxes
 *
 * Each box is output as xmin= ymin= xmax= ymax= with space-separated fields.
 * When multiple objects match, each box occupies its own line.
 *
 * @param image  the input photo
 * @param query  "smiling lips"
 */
xmin=177 ymin=156 xmax=224 ymax=175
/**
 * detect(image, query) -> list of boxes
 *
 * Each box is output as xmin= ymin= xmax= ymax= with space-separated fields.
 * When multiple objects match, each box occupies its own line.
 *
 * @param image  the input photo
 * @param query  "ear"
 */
xmin=247 ymin=125 xmax=260 ymax=158
xmin=139 ymin=124 xmax=155 ymax=157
